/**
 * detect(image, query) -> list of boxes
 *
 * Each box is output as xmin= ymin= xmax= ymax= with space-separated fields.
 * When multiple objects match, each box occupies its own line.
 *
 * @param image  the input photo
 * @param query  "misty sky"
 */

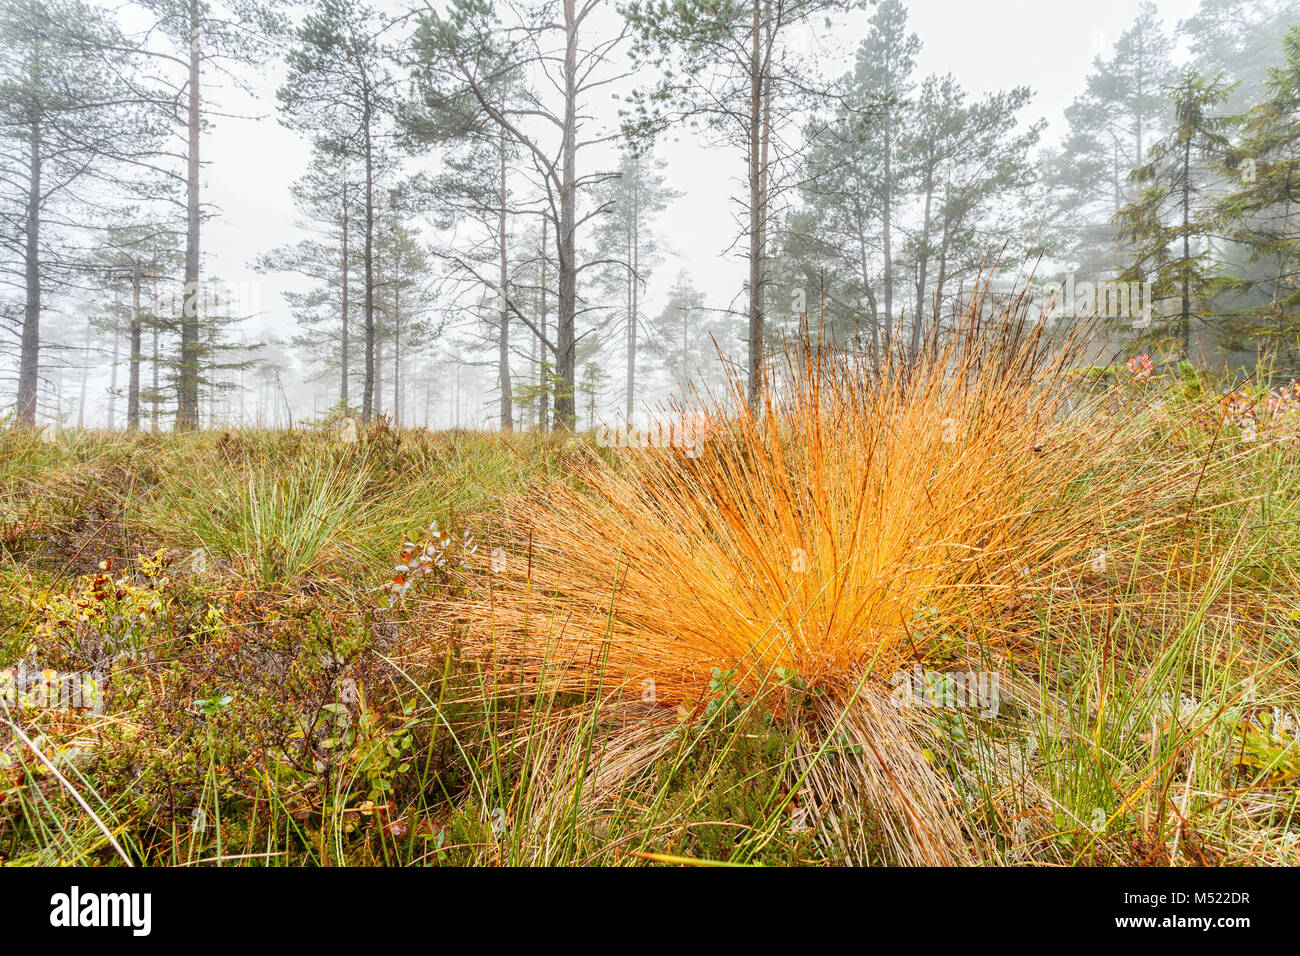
xmin=91 ymin=0 xmax=1208 ymax=425
xmin=204 ymin=1 xmax=1200 ymax=303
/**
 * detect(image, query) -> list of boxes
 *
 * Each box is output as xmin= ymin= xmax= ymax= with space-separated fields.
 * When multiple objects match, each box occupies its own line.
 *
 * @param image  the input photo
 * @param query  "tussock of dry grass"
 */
xmin=454 ymin=295 xmax=1242 ymax=862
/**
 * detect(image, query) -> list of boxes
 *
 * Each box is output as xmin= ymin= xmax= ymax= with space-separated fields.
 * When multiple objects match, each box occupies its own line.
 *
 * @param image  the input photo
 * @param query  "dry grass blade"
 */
xmin=430 ymin=292 xmax=1234 ymax=862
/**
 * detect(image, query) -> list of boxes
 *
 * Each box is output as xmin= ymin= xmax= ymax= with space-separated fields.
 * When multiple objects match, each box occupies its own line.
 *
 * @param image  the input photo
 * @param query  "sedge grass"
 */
xmin=453 ymin=295 xmax=1255 ymax=862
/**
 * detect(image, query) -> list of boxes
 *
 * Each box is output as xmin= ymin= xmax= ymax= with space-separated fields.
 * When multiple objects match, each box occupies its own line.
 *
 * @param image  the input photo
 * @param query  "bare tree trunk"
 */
xmin=375 ymin=336 xmax=383 ymax=418
xmin=341 ymin=171 xmax=350 ymax=410
xmin=77 ymin=319 xmax=91 ymax=428
xmin=883 ymin=124 xmax=894 ymax=352
xmin=912 ymin=159 xmax=934 ymax=357
xmin=127 ymin=263 xmax=142 ymax=431
xmin=108 ymin=317 xmax=119 ymax=429
xmin=539 ymin=216 xmax=549 ymax=431
xmin=393 ymin=284 xmax=401 ymax=425
xmin=528 ymin=330 xmax=538 ymax=429
xmin=552 ymin=0 xmax=579 ymax=430
xmin=498 ymin=129 xmax=512 ymax=430
xmin=16 ymin=111 xmax=40 ymax=427
xmin=626 ymin=164 xmax=639 ymax=419
xmin=1112 ymin=139 xmax=1122 ymax=214
xmin=177 ymin=0 xmax=202 ymax=431
xmin=745 ymin=0 xmax=764 ymax=412
xmin=854 ymin=204 xmax=879 ymax=354
xmin=1181 ymin=134 xmax=1191 ymax=356
xmin=361 ymin=89 xmax=376 ymax=423
xmin=207 ymin=357 xmax=217 ymax=427
xmin=934 ymin=227 xmax=949 ymax=326
xmin=680 ymin=298 xmax=689 ymax=392
xmin=151 ymin=324 xmax=160 ymax=433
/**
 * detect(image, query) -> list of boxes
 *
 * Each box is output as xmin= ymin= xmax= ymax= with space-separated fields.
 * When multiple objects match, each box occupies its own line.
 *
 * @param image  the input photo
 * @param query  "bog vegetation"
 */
xmin=3 ymin=0 xmax=1300 ymax=867
xmin=2 ymin=299 xmax=1299 ymax=866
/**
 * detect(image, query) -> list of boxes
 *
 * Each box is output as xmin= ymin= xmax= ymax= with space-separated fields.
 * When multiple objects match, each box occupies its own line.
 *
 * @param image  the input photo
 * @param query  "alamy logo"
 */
xmin=49 ymin=886 xmax=151 ymax=936
xmin=1033 ymin=274 xmax=1153 ymax=328
xmin=890 ymin=666 xmax=1003 ymax=718
xmin=1 ymin=664 xmax=103 ymax=715
xmin=595 ymin=417 xmax=711 ymax=458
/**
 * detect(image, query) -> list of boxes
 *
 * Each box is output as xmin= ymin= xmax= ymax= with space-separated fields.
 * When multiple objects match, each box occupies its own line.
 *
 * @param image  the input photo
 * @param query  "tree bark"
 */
xmin=341 ymin=171 xmax=350 ymax=409
xmin=498 ymin=128 xmax=512 ymax=430
xmin=361 ymin=87 xmax=376 ymax=423
xmin=178 ymin=0 xmax=202 ymax=431
xmin=626 ymin=160 xmax=639 ymax=419
xmin=882 ymin=123 xmax=894 ymax=352
xmin=745 ymin=0 xmax=765 ymax=412
xmin=1181 ymin=133 xmax=1191 ymax=356
xmin=393 ymin=284 xmax=401 ymax=425
xmin=16 ymin=110 xmax=41 ymax=427
xmin=128 ymin=263 xmax=142 ymax=431
xmin=539 ymin=216 xmax=548 ymax=431
xmin=552 ymin=0 xmax=579 ymax=430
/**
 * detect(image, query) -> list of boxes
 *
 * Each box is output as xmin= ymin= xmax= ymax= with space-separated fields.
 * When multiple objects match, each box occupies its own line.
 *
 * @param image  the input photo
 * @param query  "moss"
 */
xmin=645 ymin=715 xmax=823 ymax=865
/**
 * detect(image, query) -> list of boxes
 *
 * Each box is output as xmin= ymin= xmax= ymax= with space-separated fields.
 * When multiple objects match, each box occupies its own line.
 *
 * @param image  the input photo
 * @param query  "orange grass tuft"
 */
xmin=450 ymin=292 xmax=1233 ymax=862
xmin=462 ymin=300 xmax=1206 ymax=705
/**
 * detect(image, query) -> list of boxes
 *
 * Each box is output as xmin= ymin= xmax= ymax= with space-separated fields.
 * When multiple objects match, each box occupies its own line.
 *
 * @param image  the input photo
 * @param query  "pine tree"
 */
xmin=767 ymin=0 xmax=920 ymax=357
xmin=278 ymin=0 xmax=397 ymax=423
xmin=623 ymin=0 xmax=861 ymax=410
xmin=902 ymin=75 xmax=1039 ymax=350
xmin=1115 ymin=72 xmax=1238 ymax=355
xmin=408 ymin=0 xmax=629 ymax=430
xmin=94 ymin=225 xmax=183 ymax=431
xmin=1179 ymin=0 xmax=1300 ymax=113
xmin=255 ymin=141 xmax=362 ymax=412
xmin=590 ymin=148 xmax=678 ymax=420
xmin=578 ymin=359 xmax=610 ymax=429
xmin=0 ymin=0 xmax=168 ymax=425
xmin=134 ymin=0 xmax=282 ymax=431
xmin=646 ymin=271 xmax=735 ymax=398
xmin=1040 ymin=3 xmax=1176 ymax=277
xmin=1218 ymin=25 xmax=1300 ymax=366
